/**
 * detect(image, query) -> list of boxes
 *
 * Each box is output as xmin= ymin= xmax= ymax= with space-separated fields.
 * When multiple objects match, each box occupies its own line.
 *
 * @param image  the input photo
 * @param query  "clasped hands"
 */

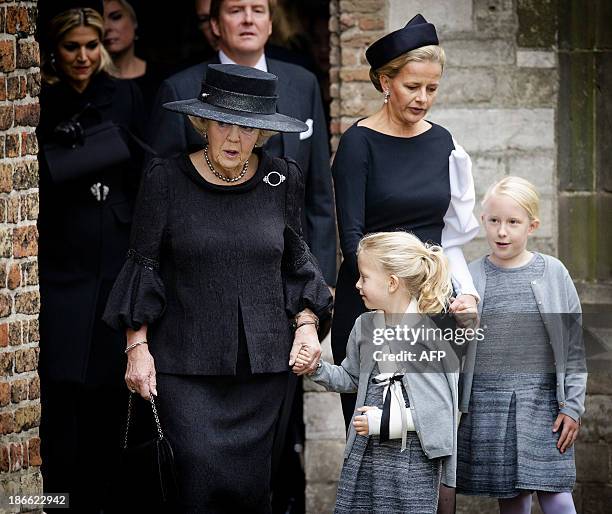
xmin=289 ymin=310 xmax=322 ymax=376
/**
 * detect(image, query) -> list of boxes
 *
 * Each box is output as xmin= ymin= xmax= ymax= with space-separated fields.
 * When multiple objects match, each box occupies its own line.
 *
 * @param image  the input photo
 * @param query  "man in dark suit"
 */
xmin=149 ymin=0 xmax=336 ymax=286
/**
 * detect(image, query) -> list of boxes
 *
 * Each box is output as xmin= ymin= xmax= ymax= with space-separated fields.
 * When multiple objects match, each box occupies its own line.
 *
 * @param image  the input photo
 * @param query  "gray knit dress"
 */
xmin=456 ymin=254 xmax=576 ymax=497
xmin=334 ymin=363 xmax=442 ymax=514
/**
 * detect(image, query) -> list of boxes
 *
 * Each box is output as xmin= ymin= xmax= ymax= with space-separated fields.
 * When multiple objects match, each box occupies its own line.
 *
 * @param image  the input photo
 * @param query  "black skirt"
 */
xmin=157 ymin=370 xmax=288 ymax=513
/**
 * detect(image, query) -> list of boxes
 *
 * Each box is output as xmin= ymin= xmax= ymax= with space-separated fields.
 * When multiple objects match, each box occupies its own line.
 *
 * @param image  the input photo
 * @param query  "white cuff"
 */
xmin=364 ymin=407 xmax=382 ymax=436
xmin=446 ymin=246 xmax=480 ymax=301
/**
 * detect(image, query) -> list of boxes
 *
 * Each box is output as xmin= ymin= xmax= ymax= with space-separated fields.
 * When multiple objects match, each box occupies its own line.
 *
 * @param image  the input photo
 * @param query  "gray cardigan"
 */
xmin=312 ymin=311 xmax=459 ymax=487
xmin=460 ymin=254 xmax=587 ymax=421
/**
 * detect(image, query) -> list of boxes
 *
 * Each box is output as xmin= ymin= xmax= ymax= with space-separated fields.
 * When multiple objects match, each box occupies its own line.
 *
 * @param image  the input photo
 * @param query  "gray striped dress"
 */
xmin=456 ymin=253 xmax=576 ymax=497
xmin=334 ymin=364 xmax=442 ymax=514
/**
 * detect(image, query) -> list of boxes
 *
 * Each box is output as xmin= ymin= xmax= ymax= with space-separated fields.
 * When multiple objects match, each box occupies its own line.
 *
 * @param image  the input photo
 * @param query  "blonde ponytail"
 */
xmin=357 ymin=232 xmax=452 ymax=314
xmin=414 ymin=244 xmax=452 ymax=313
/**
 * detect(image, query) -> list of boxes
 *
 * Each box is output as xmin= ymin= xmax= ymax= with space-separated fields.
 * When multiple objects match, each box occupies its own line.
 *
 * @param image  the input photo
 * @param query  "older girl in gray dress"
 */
xmin=297 ymin=232 xmax=460 ymax=514
xmin=457 ymin=177 xmax=586 ymax=514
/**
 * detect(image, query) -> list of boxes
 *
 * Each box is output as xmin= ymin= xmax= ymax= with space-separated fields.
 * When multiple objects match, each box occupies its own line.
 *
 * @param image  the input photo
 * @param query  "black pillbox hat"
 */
xmin=365 ymin=14 xmax=439 ymax=71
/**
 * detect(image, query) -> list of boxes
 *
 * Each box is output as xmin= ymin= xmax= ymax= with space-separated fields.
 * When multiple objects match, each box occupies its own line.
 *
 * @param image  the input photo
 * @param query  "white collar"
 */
xmin=405 ymin=298 xmax=419 ymax=314
xmin=373 ymin=298 xmax=421 ymax=331
xmin=218 ymin=50 xmax=268 ymax=72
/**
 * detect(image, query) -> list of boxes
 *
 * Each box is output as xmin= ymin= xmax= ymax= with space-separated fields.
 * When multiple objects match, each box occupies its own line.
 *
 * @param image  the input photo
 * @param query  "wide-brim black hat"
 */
xmin=164 ymin=64 xmax=308 ymax=134
xmin=366 ymin=14 xmax=439 ymax=70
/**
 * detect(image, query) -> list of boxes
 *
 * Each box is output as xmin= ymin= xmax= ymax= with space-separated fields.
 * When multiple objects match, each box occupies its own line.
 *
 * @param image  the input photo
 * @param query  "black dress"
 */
xmin=103 ymin=150 xmax=332 ymax=513
xmin=36 ymin=72 xmax=145 ymax=511
xmin=331 ymin=122 xmax=479 ymax=427
xmin=133 ymin=62 xmax=166 ymax=115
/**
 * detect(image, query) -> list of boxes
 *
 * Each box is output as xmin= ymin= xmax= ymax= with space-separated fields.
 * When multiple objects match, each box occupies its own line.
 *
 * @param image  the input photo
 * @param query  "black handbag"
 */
xmin=42 ymin=103 xmax=132 ymax=183
xmin=118 ymin=393 xmax=178 ymax=507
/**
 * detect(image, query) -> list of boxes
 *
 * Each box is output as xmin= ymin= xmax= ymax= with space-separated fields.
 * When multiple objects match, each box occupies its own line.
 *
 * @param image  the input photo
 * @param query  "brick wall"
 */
xmin=328 ymin=0 xmax=386 ymax=153
xmin=0 ymin=1 xmax=43 ymax=512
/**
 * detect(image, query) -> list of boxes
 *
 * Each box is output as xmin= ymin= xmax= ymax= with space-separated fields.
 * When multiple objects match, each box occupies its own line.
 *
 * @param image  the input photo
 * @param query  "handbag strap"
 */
xmin=121 ymin=127 xmax=158 ymax=157
xmin=123 ymin=392 xmax=164 ymax=449
xmin=72 ymin=102 xmax=158 ymax=157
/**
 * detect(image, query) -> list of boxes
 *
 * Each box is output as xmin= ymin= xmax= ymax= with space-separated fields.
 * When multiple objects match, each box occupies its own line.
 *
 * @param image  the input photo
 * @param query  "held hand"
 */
xmin=125 ymin=344 xmax=157 ymax=400
xmin=289 ymin=324 xmax=321 ymax=376
xmin=353 ymin=406 xmax=375 ymax=436
xmin=553 ymin=413 xmax=580 ymax=453
xmin=449 ymin=294 xmax=479 ymax=329
xmin=292 ymin=346 xmax=313 ymax=374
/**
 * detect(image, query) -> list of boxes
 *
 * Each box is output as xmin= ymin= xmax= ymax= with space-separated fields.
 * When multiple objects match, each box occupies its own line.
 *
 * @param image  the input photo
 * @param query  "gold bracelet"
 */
xmin=295 ymin=321 xmax=317 ymax=331
xmin=295 ymin=313 xmax=319 ymax=328
xmin=125 ymin=341 xmax=148 ymax=354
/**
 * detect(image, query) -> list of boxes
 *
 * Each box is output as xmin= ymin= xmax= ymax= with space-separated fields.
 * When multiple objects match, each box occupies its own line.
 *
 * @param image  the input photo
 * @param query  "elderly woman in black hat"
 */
xmin=331 ymin=14 xmax=479 ymax=511
xmin=103 ymin=63 xmax=332 ymax=512
xmin=36 ymin=0 xmax=146 ymax=509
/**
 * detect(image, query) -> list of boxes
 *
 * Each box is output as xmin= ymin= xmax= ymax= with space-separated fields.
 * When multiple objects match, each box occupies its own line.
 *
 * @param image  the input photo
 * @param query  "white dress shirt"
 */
xmin=218 ymin=50 xmax=268 ymax=72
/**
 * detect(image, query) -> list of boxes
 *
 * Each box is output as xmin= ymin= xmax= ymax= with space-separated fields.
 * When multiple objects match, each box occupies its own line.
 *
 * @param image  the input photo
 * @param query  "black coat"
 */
xmin=37 ymin=72 xmax=145 ymax=384
xmin=103 ymin=151 xmax=332 ymax=375
xmin=148 ymin=56 xmax=337 ymax=285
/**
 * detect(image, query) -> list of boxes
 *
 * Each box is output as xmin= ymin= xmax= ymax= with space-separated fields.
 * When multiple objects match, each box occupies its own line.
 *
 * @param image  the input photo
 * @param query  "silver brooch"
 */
xmin=90 ymin=182 xmax=109 ymax=202
xmin=263 ymin=171 xmax=286 ymax=187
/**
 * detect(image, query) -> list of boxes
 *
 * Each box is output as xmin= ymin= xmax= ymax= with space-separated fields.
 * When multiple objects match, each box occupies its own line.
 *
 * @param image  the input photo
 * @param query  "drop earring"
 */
xmin=383 ymin=90 xmax=390 ymax=104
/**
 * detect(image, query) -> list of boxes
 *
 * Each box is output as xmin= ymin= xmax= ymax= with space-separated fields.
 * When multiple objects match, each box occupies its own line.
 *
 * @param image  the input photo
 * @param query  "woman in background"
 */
xmin=37 ymin=1 xmax=145 ymax=510
xmin=103 ymin=0 xmax=162 ymax=109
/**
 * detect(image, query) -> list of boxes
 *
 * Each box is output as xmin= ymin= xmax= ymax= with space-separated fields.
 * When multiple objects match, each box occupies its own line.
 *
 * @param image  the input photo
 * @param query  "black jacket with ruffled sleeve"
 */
xmin=103 ymin=149 xmax=332 ymax=375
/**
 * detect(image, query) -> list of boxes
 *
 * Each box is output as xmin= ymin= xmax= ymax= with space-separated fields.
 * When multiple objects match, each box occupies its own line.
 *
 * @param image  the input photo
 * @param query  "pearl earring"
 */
xmin=383 ymin=90 xmax=390 ymax=104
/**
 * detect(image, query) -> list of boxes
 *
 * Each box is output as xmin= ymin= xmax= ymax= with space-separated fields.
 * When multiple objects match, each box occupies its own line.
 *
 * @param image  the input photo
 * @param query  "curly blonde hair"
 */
xmin=357 ymin=231 xmax=452 ymax=314
xmin=42 ymin=8 xmax=115 ymax=85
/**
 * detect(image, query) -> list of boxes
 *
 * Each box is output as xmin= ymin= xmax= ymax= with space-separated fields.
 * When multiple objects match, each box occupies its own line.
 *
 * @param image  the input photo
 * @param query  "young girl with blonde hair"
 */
xmin=296 ymin=231 xmax=460 ymax=514
xmin=457 ymin=176 xmax=586 ymax=514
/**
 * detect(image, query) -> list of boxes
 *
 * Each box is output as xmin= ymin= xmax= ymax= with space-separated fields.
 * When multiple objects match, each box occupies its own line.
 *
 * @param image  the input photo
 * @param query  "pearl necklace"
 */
xmin=203 ymin=146 xmax=249 ymax=183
